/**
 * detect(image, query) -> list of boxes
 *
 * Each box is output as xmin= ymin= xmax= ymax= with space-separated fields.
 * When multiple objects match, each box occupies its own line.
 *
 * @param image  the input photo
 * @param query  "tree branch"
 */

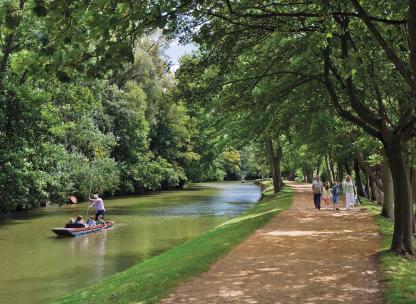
xmin=350 ymin=0 xmax=414 ymax=91
xmin=335 ymin=17 xmax=382 ymax=131
xmin=367 ymin=64 xmax=393 ymax=142
xmin=208 ymin=70 xmax=322 ymax=92
xmin=224 ymin=0 xmax=406 ymax=24
xmin=322 ymin=48 xmax=383 ymax=140
xmin=356 ymin=152 xmax=384 ymax=191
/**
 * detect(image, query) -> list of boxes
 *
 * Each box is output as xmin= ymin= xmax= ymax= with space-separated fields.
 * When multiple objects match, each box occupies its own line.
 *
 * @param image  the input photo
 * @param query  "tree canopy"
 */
xmin=1 ymin=0 xmax=416 ymax=257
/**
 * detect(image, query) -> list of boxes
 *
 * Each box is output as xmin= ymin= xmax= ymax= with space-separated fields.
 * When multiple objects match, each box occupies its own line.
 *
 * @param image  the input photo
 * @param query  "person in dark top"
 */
xmin=74 ymin=215 xmax=85 ymax=226
xmin=64 ymin=218 xmax=75 ymax=228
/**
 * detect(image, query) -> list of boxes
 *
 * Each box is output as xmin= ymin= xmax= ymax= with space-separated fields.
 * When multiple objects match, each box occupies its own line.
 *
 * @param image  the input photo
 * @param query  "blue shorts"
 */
xmin=332 ymin=196 xmax=339 ymax=203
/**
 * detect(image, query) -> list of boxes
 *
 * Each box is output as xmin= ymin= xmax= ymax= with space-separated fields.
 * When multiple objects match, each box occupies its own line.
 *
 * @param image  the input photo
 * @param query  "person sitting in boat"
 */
xmin=64 ymin=218 xmax=75 ymax=228
xmin=86 ymin=216 xmax=96 ymax=227
xmin=89 ymin=194 xmax=105 ymax=221
xmin=96 ymin=214 xmax=106 ymax=225
xmin=74 ymin=215 xmax=85 ymax=226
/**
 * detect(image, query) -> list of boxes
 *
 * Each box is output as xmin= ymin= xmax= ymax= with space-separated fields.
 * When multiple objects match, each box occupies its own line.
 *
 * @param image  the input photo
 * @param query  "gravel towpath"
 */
xmin=161 ymin=182 xmax=383 ymax=304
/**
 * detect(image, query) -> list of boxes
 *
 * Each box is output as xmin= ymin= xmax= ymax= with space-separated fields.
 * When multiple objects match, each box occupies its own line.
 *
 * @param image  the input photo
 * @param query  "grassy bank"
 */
xmin=55 ymin=181 xmax=292 ymax=304
xmin=361 ymin=200 xmax=416 ymax=304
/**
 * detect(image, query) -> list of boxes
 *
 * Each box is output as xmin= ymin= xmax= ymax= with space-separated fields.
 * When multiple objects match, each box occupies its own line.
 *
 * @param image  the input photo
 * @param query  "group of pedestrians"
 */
xmin=311 ymin=175 xmax=357 ymax=211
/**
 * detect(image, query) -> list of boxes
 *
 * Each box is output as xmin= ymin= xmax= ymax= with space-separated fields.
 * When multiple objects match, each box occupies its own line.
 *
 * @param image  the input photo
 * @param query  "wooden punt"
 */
xmin=51 ymin=221 xmax=113 ymax=237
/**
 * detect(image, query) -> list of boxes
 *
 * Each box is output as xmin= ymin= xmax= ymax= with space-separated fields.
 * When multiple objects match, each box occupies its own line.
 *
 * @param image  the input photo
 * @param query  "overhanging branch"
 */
xmin=350 ymin=0 xmax=414 ymax=91
xmin=224 ymin=0 xmax=406 ymax=25
xmin=323 ymin=48 xmax=383 ymax=140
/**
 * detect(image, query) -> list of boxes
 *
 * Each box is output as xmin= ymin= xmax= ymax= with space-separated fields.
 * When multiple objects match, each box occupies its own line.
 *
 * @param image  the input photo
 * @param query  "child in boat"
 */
xmin=96 ymin=215 xmax=105 ymax=225
xmin=86 ymin=216 xmax=96 ymax=227
xmin=75 ymin=215 xmax=85 ymax=226
xmin=64 ymin=218 xmax=75 ymax=228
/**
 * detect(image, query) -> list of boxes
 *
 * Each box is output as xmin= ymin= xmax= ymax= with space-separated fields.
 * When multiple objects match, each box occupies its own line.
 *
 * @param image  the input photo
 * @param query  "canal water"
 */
xmin=0 ymin=182 xmax=261 ymax=304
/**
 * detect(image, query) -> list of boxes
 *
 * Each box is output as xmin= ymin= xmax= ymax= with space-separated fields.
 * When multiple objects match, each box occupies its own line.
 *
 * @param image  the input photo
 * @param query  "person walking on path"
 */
xmin=89 ymin=194 xmax=106 ymax=220
xmin=332 ymin=179 xmax=340 ymax=210
xmin=322 ymin=182 xmax=332 ymax=211
xmin=312 ymin=175 xmax=323 ymax=210
xmin=343 ymin=175 xmax=355 ymax=210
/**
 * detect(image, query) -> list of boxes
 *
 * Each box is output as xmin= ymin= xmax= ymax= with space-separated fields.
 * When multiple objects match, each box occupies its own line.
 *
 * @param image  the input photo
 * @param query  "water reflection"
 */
xmin=68 ymin=230 xmax=108 ymax=280
xmin=0 ymin=182 xmax=260 ymax=304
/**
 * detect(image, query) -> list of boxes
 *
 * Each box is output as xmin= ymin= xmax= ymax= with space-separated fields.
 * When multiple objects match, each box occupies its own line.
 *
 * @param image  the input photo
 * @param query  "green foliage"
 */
xmin=219 ymin=148 xmax=241 ymax=177
xmin=0 ymin=33 xmax=202 ymax=212
xmin=362 ymin=200 xmax=416 ymax=304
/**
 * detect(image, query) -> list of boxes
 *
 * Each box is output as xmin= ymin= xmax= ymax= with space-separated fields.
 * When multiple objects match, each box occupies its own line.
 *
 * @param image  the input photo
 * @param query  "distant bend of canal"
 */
xmin=0 ymin=181 xmax=261 ymax=304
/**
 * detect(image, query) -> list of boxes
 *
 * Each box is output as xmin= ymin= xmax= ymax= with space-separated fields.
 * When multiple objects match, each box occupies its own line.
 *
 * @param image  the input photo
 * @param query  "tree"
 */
xmin=167 ymin=0 xmax=416 ymax=255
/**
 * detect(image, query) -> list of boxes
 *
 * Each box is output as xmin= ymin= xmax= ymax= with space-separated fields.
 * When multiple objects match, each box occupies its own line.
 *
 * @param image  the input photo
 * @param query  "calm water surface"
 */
xmin=0 ymin=182 xmax=260 ymax=304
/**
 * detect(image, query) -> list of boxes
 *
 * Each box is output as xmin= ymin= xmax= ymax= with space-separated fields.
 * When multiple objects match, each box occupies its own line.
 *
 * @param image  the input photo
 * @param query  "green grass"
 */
xmin=361 ymin=199 xmax=416 ymax=304
xmin=55 ymin=181 xmax=292 ymax=304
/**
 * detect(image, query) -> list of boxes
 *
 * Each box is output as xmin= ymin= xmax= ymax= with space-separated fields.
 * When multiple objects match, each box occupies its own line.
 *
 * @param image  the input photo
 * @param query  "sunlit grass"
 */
xmin=55 ymin=181 xmax=292 ymax=304
xmin=361 ymin=199 xmax=416 ymax=304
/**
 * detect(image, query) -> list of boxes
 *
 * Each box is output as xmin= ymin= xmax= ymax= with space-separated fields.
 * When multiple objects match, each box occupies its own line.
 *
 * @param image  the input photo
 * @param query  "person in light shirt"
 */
xmin=89 ymin=194 xmax=105 ymax=220
xmin=343 ymin=175 xmax=355 ymax=210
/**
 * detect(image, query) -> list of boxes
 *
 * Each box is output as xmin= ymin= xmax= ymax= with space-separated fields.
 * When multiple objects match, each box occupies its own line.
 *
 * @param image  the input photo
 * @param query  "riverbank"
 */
xmin=161 ymin=182 xmax=383 ymax=303
xmin=55 ymin=181 xmax=292 ymax=304
xmin=361 ymin=199 xmax=416 ymax=303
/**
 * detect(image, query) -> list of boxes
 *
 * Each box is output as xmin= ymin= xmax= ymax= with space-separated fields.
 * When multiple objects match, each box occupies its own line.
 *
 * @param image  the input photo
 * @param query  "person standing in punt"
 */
xmin=89 ymin=194 xmax=106 ymax=220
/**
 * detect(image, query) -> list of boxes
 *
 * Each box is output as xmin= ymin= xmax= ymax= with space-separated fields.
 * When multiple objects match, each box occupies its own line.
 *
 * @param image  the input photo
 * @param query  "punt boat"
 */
xmin=51 ymin=221 xmax=113 ymax=237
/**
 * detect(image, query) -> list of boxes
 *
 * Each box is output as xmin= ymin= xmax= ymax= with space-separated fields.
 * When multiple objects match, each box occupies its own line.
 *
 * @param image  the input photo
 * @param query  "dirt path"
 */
xmin=161 ymin=182 xmax=383 ymax=304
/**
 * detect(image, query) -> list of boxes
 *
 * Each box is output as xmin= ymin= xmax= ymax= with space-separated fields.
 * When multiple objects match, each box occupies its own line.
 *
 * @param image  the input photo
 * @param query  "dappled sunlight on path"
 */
xmin=161 ymin=182 xmax=383 ymax=304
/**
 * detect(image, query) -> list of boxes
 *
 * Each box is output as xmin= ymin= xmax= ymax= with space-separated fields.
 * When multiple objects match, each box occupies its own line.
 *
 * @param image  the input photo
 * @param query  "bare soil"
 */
xmin=161 ymin=182 xmax=383 ymax=304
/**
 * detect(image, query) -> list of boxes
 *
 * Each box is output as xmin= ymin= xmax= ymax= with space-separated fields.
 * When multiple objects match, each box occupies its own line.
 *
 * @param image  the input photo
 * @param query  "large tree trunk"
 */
xmin=369 ymin=173 xmax=378 ymax=202
xmin=337 ymin=162 xmax=344 ymax=191
xmin=357 ymin=153 xmax=384 ymax=192
xmin=316 ymin=158 xmax=322 ymax=176
xmin=276 ymin=146 xmax=283 ymax=189
xmin=265 ymin=138 xmax=282 ymax=193
xmin=353 ymin=159 xmax=366 ymax=197
xmin=381 ymin=152 xmax=394 ymax=219
xmin=364 ymin=172 xmax=371 ymax=199
xmin=306 ymin=168 xmax=314 ymax=183
xmin=344 ymin=162 xmax=352 ymax=176
xmin=386 ymin=144 xmax=415 ymax=256
xmin=325 ymin=155 xmax=334 ymax=184
xmin=410 ymin=166 xmax=416 ymax=234
xmin=412 ymin=167 xmax=416 ymax=206
xmin=336 ymin=162 xmax=343 ymax=182
xmin=329 ymin=158 xmax=336 ymax=182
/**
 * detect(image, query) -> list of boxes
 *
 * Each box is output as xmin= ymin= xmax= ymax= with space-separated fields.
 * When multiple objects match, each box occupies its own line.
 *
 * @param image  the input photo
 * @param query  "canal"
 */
xmin=0 ymin=182 xmax=261 ymax=303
